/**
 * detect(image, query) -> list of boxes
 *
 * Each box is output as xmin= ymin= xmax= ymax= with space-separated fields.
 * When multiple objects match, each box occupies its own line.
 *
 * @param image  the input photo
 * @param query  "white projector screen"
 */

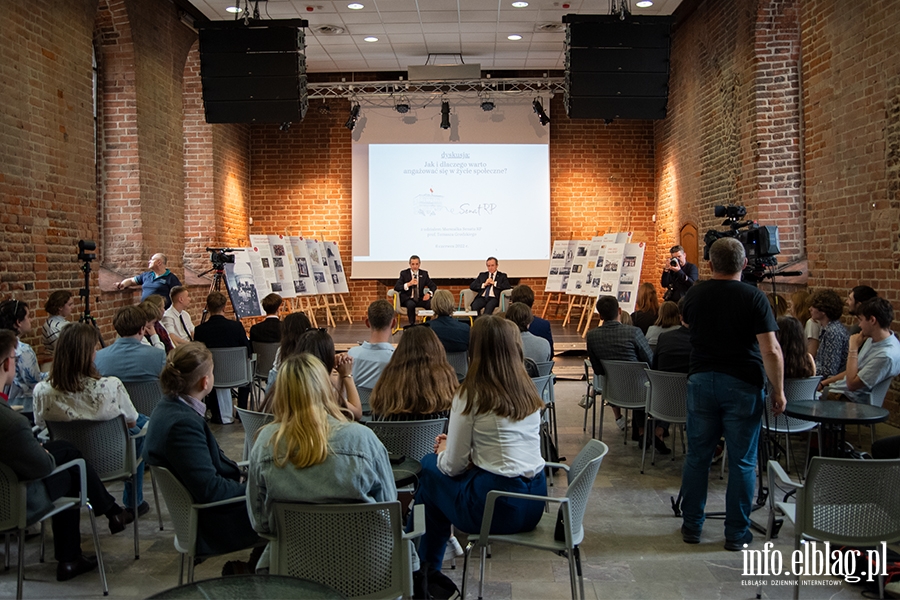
xmin=351 ymin=97 xmax=550 ymax=279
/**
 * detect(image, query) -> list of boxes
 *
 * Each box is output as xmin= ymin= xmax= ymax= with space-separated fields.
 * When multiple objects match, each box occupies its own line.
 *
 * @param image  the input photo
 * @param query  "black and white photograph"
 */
xmin=571 ymin=264 xmax=583 ymax=274
xmin=224 ymin=270 xmax=261 ymax=320
xmin=273 ymin=257 xmax=284 ymax=268
xmin=618 ymin=290 xmax=631 ymax=303
xmin=552 ymin=249 xmax=565 ymax=260
xmin=333 ymin=262 xmax=343 ymax=273
xmin=295 ymin=257 xmax=309 ymax=278
xmin=294 ymin=280 xmax=305 ymax=294
xmin=619 ymin=272 xmax=634 ymax=285
xmin=623 ymin=255 xmax=637 ymax=267
xmin=261 ymin=257 xmax=270 ymax=269
xmin=273 ymin=244 xmax=286 ymax=256
xmin=600 ymin=281 xmax=613 ymax=292
xmin=314 ymin=271 xmax=326 ymax=283
xmin=331 ymin=273 xmax=340 ymax=285
xmin=603 ymin=260 xmax=618 ymax=272
xmin=271 ymin=282 xmax=283 ymax=292
xmin=549 ymin=267 xmax=559 ymax=275
xmin=576 ymin=245 xmax=588 ymax=257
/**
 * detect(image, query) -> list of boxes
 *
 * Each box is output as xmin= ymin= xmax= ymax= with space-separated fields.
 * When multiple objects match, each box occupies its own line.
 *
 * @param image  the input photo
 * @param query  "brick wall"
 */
xmin=249 ymin=94 xmax=657 ymax=320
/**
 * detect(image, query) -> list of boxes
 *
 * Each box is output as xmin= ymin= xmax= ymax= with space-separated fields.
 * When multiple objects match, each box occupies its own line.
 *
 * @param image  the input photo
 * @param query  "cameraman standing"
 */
xmin=660 ymin=245 xmax=699 ymax=302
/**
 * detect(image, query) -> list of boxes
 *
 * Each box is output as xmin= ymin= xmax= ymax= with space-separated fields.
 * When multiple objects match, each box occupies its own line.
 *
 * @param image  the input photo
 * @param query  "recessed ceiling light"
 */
xmin=225 ymin=6 xmax=242 ymax=13
xmin=348 ymin=3 xmax=364 ymax=9
xmin=512 ymin=1 xmax=529 ymax=7
xmin=364 ymin=36 xmax=378 ymax=42
xmin=508 ymin=34 xmax=523 ymax=40
xmin=636 ymin=0 xmax=654 ymax=6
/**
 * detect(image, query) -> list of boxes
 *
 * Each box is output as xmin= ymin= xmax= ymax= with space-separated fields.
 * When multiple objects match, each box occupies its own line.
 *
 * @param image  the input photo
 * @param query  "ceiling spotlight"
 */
xmin=345 ymin=103 xmax=360 ymax=131
xmin=364 ymin=36 xmax=378 ymax=42
xmin=512 ymin=1 xmax=529 ymax=6
xmin=395 ymin=103 xmax=410 ymax=114
xmin=533 ymin=99 xmax=550 ymax=126
xmin=481 ymin=100 xmax=495 ymax=112
xmin=440 ymin=100 xmax=451 ymax=130
xmin=508 ymin=34 xmax=523 ymax=41
xmin=318 ymin=103 xmax=331 ymax=115
xmin=636 ymin=0 xmax=654 ymax=6
xmin=348 ymin=3 xmax=364 ymax=9
xmin=225 ymin=5 xmax=242 ymax=13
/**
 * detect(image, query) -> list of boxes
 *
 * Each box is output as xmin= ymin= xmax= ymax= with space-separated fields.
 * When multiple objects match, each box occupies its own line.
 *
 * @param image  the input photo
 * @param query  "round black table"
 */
xmin=391 ymin=454 xmax=422 ymax=488
xmin=783 ymin=400 xmax=889 ymax=457
xmin=147 ymin=574 xmax=347 ymax=599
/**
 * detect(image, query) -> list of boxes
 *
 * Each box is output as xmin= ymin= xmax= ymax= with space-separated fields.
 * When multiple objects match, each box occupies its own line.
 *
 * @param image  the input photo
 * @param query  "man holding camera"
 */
xmin=660 ymin=245 xmax=699 ymax=302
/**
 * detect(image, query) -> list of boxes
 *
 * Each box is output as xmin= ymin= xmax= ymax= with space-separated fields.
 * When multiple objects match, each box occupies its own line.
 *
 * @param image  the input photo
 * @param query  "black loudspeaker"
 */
xmin=563 ymin=15 xmax=672 ymax=120
xmin=199 ymin=20 xmax=308 ymax=124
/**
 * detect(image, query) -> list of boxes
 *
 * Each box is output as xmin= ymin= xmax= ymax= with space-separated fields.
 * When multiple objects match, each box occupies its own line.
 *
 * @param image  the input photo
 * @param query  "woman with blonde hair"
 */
xmin=370 ymin=325 xmax=456 ymax=420
xmin=631 ymin=283 xmax=659 ymax=334
xmin=645 ymin=300 xmax=682 ymax=347
xmin=412 ymin=316 xmax=545 ymax=586
xmin=247 ymin=353 xmax=396 ymax=570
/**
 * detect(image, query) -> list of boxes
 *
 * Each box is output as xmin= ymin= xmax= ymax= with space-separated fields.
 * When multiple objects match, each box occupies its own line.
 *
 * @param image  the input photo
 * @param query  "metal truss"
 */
xmin=306 ymin=77 xmax=566 ymax=101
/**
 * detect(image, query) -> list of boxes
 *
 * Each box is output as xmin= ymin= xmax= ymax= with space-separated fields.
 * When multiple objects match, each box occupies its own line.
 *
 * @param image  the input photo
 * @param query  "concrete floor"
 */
xmin=2 ymin=377 xmax=896 ymax=599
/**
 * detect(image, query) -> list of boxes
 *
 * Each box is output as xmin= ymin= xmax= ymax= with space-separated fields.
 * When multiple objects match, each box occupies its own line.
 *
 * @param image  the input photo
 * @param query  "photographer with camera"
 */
xmin=660 ymin=245 xmax=699 ymax=302
xmin=115 ymin=253 xmax=182 ymax=308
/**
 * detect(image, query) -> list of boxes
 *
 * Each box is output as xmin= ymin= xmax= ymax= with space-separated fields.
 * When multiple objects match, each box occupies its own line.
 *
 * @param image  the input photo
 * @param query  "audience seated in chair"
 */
xmin=425 ymin=290 xmax=470 ymax=354
xmin=160 ymin=286 xmax=195 ymax=347
xmin=143 ymin=342 xmax=261 ymax=567
xmin=370 ymin=325 xmax=456 ymax=421
xmin=347 ymin=299 xmax=396 ymax=389
xmin=645 ymin=301 xmax=681 ymax=348
xmin=34 ymin=323 xmax=150 ymax=517
xmin=411 ymin=317 xmax=546 ymax=594
xmin=246 ymin=353 xmax=397 ymax=571
xmin=140 ymin=295 xmax=174 ymax=354
xmin=265 ymin=312 xmax=313 ymax=393
xmin=0 ymin=330 xmax=133 ymax=582
xmin=249 ymin=293 xmax=283 ymax=344
xmin=193 ymin=291 xmax=253 ymax=423
xmin=510 ymin=285 xmax=553 ymax=355
xmin=631 ymin=283 xmax=659 ymax=335
xmin=282 ymin=329 xmax=362 ymax=421
xmin=0 ymin=299 xmax=46 ymax=417
xmin=505 ymin=302 xmax=552 ymax=364
xmin=42 ymin=290 xmax=75 ymax=356
xmin=95 ymin=306 xmax=166 ymax=384
xmin=809 ymin=289 xmax=849 ymax=381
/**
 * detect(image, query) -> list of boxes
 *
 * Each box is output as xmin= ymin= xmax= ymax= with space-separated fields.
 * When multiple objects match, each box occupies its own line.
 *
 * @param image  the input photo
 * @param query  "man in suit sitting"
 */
xmin=394 ymin=255 xmax=436 ymax=326
xmin=193 ymin=292 xmax=252 ymax=424
xmin=249 ymin=293 xmax=283 ymax=344
xmin=469 ymin=256 xmax=511 ymax=316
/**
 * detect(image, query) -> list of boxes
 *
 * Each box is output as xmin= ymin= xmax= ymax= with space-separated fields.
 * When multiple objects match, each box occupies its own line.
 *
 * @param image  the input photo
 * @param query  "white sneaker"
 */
xmin=615 ymin=417 xmax=626 ymax=431
xmin=578 ymin=394 xmax=593 ymax=409
xmin=447 ymin=536 xmax=464 ymax=557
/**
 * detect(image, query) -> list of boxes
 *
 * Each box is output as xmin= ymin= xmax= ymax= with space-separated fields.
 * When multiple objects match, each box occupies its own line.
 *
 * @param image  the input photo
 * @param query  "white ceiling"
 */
xmin=186 ymin=0 xmax=682 ymax=73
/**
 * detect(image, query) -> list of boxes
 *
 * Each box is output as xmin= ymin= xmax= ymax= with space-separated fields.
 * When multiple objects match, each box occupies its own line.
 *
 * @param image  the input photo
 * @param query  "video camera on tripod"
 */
xmin=703 ymin=205 xmax=783 ymax=284
xmin=206 ymin=247 xmax=240 ymax=269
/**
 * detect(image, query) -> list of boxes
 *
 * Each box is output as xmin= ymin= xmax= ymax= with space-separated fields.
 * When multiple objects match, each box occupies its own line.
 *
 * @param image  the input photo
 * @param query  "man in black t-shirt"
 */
xmin=680 ymin=238 xmax=785 ymax=552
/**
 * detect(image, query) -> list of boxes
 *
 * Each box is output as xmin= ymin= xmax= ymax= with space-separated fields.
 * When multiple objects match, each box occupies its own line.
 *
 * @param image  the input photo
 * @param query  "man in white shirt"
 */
xmin=347 ymin=300 xmax=396 ymax=389
xmin=161 ymin=286 xmax=194 ymax=347
xmin=821 ymin=297 xmax=900 ymax=404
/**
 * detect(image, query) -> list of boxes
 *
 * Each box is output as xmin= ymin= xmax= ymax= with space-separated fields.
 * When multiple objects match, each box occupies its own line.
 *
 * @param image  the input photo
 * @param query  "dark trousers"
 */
xmin=404 ymin=298 xmax=431 ymax=325
xmin=42 ymin=441 xmax=117 ymax=562
xmin=470 ymin=294 xmax=499 ymax=316
xmin=872 ymin=435 xmax=900 ymax=459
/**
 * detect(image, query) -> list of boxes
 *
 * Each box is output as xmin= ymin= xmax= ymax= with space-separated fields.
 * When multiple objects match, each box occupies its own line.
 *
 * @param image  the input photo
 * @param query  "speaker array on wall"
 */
xmin=563 ymin=15 xmax=672 ymax=120
xmin=199 ymin=19 xmax=308 ymax=124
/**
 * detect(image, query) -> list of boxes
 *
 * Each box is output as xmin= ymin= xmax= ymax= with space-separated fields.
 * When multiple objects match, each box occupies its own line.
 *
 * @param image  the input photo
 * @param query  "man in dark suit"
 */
xmin=193 ymin=291 xmax=252 ymax=423
xmin=394 ymin=255 xmax=436 ymax=325
xmin=249 ymin=293 xmax=283 ymax=344
xmin=469 ymin=257 xmax=511 ymax=316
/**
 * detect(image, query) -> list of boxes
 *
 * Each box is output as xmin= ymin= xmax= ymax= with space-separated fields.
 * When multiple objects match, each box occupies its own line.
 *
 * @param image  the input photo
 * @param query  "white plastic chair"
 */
xmin=599 ymin=359 xmax=650 ymax=444
xmin=642 ymin=370 xmax=688 ymax=473
xmin=765 ymin=457 xmax=900 ymax=599
xmin=763 ymin=377 xmax=821 ymax=477
xmin=251 ymin=342 xmax=280 ymax=409
xmin=461 ymin=440 xmax=609 ymax=600
xmin=582 ymin=359 xmax=602 ymax=436
xmin=269 ymin=501 xmax=425 ymax=599
xmin=149 ymin=465 xmax=250 ymax=585
xmin=45 ymin=415 xmax=160 ymax=556
xmin=209 ymin=347 xmax=256 ymax=421
xmin=0 ymin=459 xmax=108 ymax=599
xmin=235 ymin=407 xmax=275 ymax=462
xmin=122 ymin=379 xmax=164 ymax=417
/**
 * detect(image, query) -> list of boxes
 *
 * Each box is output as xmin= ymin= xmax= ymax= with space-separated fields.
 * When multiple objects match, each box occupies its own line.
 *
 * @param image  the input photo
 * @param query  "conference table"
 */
xmin=148 ymin=574 xmax=347 ymax=599
xmin=783 ymin=400 xmax=889 ymax=457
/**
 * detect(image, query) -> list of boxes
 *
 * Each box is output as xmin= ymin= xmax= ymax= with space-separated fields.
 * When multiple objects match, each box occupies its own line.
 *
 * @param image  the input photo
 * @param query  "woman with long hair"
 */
xmin=370 ymin=325 xmax=456 ymax=420
xmin=144 ymin=342 xmax=261 ymax=566
xmin=631 ymin=283 xmax=660 ymax=334
xmin=645 ymin=300 xmax=681 ymax=347
xmin=293 ymin=328 xmax=362 ymax=420
xmin=264 ymin=311 xmax=313 ymax=391
xmin=0 ymin=299 xmax=45 ymax=415
xmin=247 ymin=353 xmax=396 ymax=570
xmin=413 ymin=316 xmax=545 ymax=587
xmin=776 ymin=316 xmax=816 ymax=379
xmin=42 ymin=290 xmax=74 ymax=355
xmin=790 ymin=290 xmax=820 ymax=357
xmin=33 ymin=323 xmax=148 ymax=513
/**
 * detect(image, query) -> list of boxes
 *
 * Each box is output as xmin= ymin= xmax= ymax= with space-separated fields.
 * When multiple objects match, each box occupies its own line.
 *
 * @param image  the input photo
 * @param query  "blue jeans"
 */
xmin=123 ymin=413 xmax=149 ymax=508
xmin=414 ymin=454 xmax=547 ymax=571
xmin=681 ymin=372 xmax=763 ymax=541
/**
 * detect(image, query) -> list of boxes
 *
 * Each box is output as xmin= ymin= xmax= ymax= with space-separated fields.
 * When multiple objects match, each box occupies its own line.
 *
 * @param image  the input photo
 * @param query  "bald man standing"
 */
xmin=116 ymin=253 xmax=182 ymax=308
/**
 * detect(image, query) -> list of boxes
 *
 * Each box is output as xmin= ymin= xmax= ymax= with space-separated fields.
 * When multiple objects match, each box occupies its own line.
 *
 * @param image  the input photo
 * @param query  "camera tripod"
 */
xmin=198 ymin=263 xmax=226 ymax=325
xmin=77 ymin=241 xmax=106 ymax=347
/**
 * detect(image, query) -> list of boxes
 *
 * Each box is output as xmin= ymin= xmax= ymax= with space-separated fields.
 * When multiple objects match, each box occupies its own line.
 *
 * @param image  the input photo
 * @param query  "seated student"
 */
xmin=249 ymin=293 xmax=283 ymax=344
xmin=42 ymin=290 xmax=75 ymax=356
xmin=505 ymin=302 xmax=552 ymax=364
xmin=246 ymin=353 xmax=397 ymax=571
xmin=809 ymin=289 xmax=849 ymax=380
xmin=645 ymin=301 xmax=682 ymax=348
xmin=776 ymin=316 xmax=816 ymax=379
xmin=33 ymin=323 xmax=149 ymax=517
xmin=845 ymin=285 xmax=877 ymax=336
xmin=347 ymin=299 xmax=396 ymax=389
xmin=144 ymin=342 xmax=261 ymax=567
xmin=0 ymin=330 xmax=133 ymax=582
xmin=140 ymin=296 xmax=173 ymax=354
xmin=295 ymin=329 xmax=362 ymax=421
xmin=509 ymin=285 xmax=553 ymax=354
xmin=370 ymin=325 xmax=456 ymax=421
xmin=789 ymin=290 xmax=821 ymax=357
xmin=652 ymin=300 xmax=691 ymax=373
xmin=0 ymin=299 xmax=46 ymax=416
xmin=95 ymin=305 xmax=166 ymax=382
xmin=631 ymin=283 xmax=659 ymax=335
xmin=426 ymin=290 xmax=470 ymax=354
xmin=264 ymin=312 xmax=313 ymax=393
xmin=160 ymin=286 xmax=194 ymax=347
xmin=819 ymin=297 xmax=900 ymax=404
xmin=412 ymin=317 xmax=545 ymax=591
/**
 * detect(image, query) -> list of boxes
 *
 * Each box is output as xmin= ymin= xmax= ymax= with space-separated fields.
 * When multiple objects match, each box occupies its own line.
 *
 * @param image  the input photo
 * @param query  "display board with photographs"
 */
xmin=306 ymin=238 xmax=335 ymax=295
xmin=267 ymin=235 xmax=297 ymax=299
xmin=617 ymin=242 xmax=646 ymax=314
xmin=223 ymin=250 xmax=267 ymax=319
xmin=248 ymin=235 xmax=281 ymax=295
xmin=287 ymin=236 xmax=318 ymax=296
xmin=562 ymin=241 xmax=592 ymax=295
xmin=323 ymin=241 xmax=350 ymax=294
xmin=545 ymin=240 xmax=578 ymax=292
